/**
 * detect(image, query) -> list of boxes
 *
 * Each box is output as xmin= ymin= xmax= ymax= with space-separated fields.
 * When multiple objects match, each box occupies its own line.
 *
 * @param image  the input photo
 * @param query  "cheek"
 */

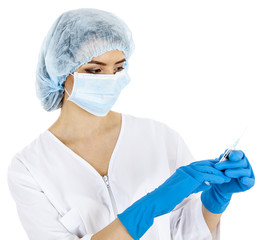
xmin=63 ymin=76 xmax=74 ymax=99
xmin=64 ymin=76 xmax=74 ymax=88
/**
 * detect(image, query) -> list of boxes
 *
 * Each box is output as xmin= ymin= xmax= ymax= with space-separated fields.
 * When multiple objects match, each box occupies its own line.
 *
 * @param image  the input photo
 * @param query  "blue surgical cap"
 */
xmin=35 ymin=8 xmax=135 ymax=112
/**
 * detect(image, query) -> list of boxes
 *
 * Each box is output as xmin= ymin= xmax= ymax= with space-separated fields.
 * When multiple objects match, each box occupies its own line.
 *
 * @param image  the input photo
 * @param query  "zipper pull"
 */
xmin=103 ymin=175 xmax=110 ymax=187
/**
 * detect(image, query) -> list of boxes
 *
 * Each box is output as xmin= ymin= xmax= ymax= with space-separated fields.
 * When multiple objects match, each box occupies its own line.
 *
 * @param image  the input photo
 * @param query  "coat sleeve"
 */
xmin=169 ymin=131 xmax=221 ymax=240
xmin=7 ymin=155 xmax=94 ymax=240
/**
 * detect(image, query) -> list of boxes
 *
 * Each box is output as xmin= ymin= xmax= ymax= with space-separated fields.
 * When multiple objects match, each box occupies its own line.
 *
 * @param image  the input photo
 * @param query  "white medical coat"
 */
xmin=7 ymin=113 xmax=220 ymax=240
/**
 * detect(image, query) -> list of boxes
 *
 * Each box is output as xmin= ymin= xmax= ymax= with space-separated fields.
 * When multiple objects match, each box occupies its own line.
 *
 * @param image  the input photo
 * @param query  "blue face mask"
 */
xmin=64 ymin=69 xmax=130 ymax=116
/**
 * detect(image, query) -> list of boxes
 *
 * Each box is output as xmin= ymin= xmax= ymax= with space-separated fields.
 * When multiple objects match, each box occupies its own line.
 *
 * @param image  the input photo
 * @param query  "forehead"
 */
xmin=90 ymin=50 xmax=125 ymax=62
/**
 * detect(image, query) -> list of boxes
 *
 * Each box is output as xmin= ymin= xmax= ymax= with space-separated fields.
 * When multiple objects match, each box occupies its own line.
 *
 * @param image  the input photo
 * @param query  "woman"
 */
xmin=7 ymin=8 xmax=255 ymax=240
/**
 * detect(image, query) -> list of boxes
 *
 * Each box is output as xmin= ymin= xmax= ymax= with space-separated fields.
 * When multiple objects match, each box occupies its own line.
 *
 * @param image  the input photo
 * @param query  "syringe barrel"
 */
xmin=219 ymin=148 xmax=234 ymax=163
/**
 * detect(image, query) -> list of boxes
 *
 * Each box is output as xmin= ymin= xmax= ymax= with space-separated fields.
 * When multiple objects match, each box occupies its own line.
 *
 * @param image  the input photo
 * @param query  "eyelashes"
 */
xmin=85 ymin=69 xmax=101 ymax=74
xmin=84 ymin=66 xmax=124 ymax=74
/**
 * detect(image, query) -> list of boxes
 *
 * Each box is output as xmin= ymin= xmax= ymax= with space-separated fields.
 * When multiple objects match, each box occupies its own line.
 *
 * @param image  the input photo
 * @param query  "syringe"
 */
xmin=204 ymin=126 xmax=248 ymax=186
xmin=218 ymin=137 xmax=240 ymax=163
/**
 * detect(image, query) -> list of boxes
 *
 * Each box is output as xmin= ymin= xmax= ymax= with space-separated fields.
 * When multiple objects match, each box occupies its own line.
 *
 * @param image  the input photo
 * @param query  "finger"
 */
xmin=228 ymin=150 xmax=244 ymax=161
xmin=190 ymin=159 xmax=219 ymax=167
xmin=202 ymin=173 xmax=230 ymax=184
xmin=215 ymin=157 xmax=248 ymax=170
xmin=224 ymin=168 xmax=252 ymax=178
xmin=240 ymin=177 xmax=255 ymax=188
xmin=191 ymin=165 xmax=225 ymax=176
xmin=191 ymin=165 xmax=231 ymax=182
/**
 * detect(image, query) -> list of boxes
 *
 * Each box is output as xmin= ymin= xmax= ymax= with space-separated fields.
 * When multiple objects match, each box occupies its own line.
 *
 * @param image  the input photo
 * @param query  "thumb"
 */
xmin=240 ymin=177 xmax=255 ymax=188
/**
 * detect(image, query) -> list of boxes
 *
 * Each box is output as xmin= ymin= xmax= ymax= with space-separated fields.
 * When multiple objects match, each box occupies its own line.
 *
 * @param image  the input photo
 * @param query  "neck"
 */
xmin=48 ymin=103 xmax=119 ymax=142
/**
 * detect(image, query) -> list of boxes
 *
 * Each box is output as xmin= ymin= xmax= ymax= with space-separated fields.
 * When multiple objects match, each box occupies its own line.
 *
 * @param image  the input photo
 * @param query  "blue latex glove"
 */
xmin=201 ymin=150 xmax=255 ymax=214
xmin=117 ymin=160 xmax=230 ymax=240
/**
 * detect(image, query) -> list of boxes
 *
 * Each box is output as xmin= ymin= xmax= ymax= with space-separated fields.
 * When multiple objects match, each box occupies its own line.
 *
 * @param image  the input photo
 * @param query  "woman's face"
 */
xmin=62 ymin=49 xmax=126 ymax=107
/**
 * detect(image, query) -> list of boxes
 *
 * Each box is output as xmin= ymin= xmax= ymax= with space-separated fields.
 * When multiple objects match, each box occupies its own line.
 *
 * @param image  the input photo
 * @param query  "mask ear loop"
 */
xmin=64 ymin=88 xmax=71 ymax=97
xmin=64 ymin=72 xmax=75 ymax=98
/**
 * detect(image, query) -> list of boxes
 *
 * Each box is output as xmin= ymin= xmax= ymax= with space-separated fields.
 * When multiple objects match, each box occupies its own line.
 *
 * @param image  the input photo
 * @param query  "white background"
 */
xmin=1 ymin=0 xmax=265 ymax=239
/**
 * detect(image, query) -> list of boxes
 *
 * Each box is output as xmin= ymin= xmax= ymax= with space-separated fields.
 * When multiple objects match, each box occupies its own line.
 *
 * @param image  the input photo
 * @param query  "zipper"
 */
xmin=102 ymin=175 xmax=118 ymax=218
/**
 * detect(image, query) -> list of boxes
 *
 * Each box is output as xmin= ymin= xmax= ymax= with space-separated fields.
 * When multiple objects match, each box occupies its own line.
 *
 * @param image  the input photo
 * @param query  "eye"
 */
xmin=85 ymin=69 xmax=101 ymax=74
xmin=115 ymin=66 xmax=124 ymax=72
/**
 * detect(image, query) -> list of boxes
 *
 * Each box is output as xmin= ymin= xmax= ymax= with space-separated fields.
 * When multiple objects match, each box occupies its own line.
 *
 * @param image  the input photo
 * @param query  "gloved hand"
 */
xmin=201 ymin=150 xmax=255 ymax=214
xmin=117 ymin=160 xmax=230 ymax=240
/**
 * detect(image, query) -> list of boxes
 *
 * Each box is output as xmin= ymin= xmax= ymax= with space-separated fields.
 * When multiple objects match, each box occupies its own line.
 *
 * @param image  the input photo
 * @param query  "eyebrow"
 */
xmin=87 ymin=58 xmax=126 ymax=66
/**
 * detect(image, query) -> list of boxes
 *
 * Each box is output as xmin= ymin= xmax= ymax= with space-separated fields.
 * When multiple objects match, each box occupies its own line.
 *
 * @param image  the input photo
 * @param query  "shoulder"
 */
xmin=123 ymin=113 xmax=182 ymax=140
xmin=7 ymin=130 xmax=48 ymax=173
